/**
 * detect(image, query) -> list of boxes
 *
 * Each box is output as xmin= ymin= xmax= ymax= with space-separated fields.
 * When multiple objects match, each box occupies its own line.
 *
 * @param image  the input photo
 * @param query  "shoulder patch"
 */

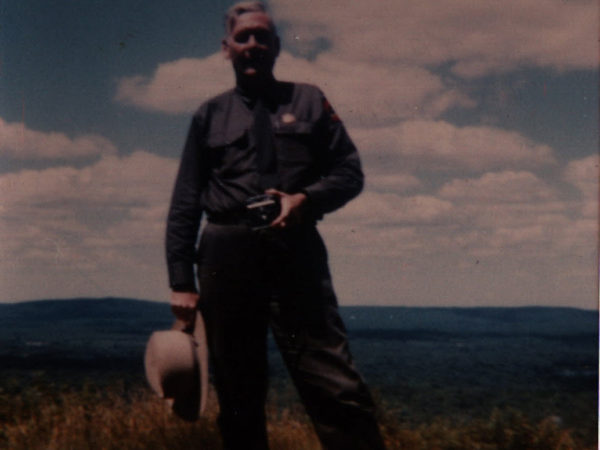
xmin=322 ymin=97 xmax=340 ymax=123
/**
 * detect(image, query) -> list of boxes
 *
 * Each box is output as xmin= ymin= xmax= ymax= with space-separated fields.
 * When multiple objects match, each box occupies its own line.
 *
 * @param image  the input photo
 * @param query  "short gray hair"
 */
xmin=224 ymin=1 xmax=277 ymax=36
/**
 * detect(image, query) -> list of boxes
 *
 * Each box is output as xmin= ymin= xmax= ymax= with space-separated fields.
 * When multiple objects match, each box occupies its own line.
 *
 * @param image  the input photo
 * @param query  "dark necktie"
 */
xmin=252 ymin=98 xmax=279 ymax=190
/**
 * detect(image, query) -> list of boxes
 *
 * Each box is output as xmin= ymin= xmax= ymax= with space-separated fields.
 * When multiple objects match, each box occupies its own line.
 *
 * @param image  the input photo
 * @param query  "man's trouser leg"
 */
xmin=267 ymin=226 xmax=386 ymax=450
xmin=198 ymin=223 xmax=385 ymax=450
xmin=198 ymin=224 xmax=270 ymax=450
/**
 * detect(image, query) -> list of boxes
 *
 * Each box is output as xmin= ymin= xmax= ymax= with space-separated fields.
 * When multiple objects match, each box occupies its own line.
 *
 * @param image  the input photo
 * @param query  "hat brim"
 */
xmin=174 ymin=311 xmax=209 ymax=420
xmin=145 ymin=311 xmax=209 ymax=421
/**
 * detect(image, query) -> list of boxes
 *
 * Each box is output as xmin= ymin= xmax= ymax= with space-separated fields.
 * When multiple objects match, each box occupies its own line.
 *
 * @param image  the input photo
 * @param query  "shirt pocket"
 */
xmin=206 ymin=128 xmax=252 ymax=176
xmin=274 ymin=121 xmax=314 ymax=164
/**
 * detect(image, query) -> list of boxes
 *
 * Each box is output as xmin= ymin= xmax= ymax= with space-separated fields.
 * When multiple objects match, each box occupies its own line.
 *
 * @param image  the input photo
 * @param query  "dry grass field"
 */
xmin=0 ymin=379 xmax=590 ymax=450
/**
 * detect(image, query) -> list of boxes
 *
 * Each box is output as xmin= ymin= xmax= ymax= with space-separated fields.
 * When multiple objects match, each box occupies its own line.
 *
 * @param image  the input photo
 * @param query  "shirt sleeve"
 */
xmin=165 ymin=113 xmax=208 ymax=291
xmin=301 ymin=90 xmax=364 ymax=217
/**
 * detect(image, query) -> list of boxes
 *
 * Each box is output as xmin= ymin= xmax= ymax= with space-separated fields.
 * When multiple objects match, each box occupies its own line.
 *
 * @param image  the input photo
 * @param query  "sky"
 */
xmin=0 ymin=0 xmax=597 ymax=308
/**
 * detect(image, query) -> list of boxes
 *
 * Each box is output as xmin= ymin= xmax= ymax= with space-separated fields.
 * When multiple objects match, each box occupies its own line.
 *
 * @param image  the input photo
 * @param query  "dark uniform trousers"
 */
xmin=197 ymin=222 xmax=385 ymax=450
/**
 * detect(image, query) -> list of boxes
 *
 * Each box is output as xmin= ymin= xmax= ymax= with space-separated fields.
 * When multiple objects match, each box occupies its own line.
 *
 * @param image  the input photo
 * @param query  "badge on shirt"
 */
xmin=281 ymin=113 xmax=296 ymax=124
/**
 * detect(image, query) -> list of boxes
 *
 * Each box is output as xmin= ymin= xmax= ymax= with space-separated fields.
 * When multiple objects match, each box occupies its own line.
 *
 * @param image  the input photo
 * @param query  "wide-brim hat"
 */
xmin=144 ymin=311 xmax=209 ymax=421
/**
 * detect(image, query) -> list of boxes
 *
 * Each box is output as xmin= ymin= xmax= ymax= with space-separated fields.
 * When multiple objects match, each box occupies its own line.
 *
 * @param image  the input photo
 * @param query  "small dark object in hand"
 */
xmin=245 ymin=194 xmax=281 ymax=230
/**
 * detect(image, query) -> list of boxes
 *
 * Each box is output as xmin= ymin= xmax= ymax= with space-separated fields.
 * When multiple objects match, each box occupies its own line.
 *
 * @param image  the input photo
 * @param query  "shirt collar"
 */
xmin=235 ymin=78 xmax=279 ymax=108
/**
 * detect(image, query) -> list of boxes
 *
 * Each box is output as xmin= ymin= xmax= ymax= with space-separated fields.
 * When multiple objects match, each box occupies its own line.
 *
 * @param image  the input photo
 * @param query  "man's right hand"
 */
xmin=170 ymin=291 xmax=200 ymax=325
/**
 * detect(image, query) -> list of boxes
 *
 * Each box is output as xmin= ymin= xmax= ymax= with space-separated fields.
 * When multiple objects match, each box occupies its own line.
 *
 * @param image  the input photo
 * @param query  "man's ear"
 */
xmin=222 ymin=38 xmax=231 ymax=60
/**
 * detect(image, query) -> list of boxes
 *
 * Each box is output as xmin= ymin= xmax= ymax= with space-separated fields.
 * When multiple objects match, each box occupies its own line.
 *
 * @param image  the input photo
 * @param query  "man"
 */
xmin=166 ymin=2 xmax=385 ymax=449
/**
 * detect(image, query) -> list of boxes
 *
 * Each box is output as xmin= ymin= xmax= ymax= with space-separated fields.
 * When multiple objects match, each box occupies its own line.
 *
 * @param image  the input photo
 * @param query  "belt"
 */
xmin=207 ymin=211 xmax=317 ymax=231
xmin=206 ymin=210 xmax=249 ymax=226
xmin=208 ymin=196 xmax=279 ymax=230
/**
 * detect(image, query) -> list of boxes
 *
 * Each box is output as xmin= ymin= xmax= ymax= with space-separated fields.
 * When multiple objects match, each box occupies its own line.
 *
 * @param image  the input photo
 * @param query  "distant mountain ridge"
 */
xmin=0 ymin=297 xmax=166 ymax=320
xmin=0 ymin=297 xmax=595 ymax=335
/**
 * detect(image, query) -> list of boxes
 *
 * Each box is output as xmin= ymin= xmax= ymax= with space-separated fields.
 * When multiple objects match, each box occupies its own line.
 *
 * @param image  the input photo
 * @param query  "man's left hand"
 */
xmin=170 ymin=291 xmax=199 ymax=326
xmin=265 ymin=189 xmax=307 ymax=228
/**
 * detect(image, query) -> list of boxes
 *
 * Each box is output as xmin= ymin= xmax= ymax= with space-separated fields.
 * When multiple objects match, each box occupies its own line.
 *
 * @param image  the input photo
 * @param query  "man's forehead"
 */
xmin=229 ymin=12 xmax=274 ymax=35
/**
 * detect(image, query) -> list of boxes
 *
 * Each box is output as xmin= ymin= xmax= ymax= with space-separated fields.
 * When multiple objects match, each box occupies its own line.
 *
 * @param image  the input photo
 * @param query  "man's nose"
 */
xmin=246 ymin=34 xmax=263 ymax=49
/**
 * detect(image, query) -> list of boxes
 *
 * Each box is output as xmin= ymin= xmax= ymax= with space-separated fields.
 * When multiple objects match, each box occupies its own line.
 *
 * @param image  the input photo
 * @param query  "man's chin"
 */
xmin=243 ymin=67 xmax=259 ymax=76
xmin=237 ymin=67 xmax=274 ymax=85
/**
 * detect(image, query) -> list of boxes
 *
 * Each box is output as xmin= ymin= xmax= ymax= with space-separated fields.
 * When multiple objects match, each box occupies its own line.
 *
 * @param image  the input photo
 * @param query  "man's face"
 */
xmin=223 ymin=12 xmax=280 ymax=82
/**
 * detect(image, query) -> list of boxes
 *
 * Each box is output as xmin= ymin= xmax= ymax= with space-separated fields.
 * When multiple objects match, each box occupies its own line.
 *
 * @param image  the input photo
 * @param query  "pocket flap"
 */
xmin=274 ymin=121 xmax=313 ymax=135
xmin=206 ymin=125 xmax=248 ymax=148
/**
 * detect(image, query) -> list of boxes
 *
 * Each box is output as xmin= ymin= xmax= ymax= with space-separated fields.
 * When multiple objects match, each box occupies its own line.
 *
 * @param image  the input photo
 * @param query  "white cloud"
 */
xmin=316 ymin=165 xmax=594 ymax=307
xmin=321 ymin=166 xmax=593 ymax=285
xmin=271 ymin=0 xmax=597 ymax=77
xmin=0 ymin=145 xmax=594 ymax=307
xmin=442 ymin=194 xmax=566 ymax=256
xmin=0 ymin=151 xmax=174 ymax=208
xmin=114 ymin=52 xmax=473 ymax=125
xmin=328 ymin=170 xmax=566 ymax=251
xmin=439 ymin=171 xmax=557 ymax=203
xmin=0 ymin=118 xmax=117 ymax=160
xmin=354 ymin=120 xmax=557 ymax=172
xmin=366 ymin=172 xmax=422 ymax=193
xmin=436 ymin=171 xmax=569 ymax=242
xmin=0 ymin=151 xmax=178 ymax=301
xmin=564 ymin=154 xmax=598 ymax=194
xmin=327 ymin=191 xmax=454 ymax=227
xmin=275 ymin=54 xmax=474 ymax=126
xmin=115 ymin=54 xmax=235 ymax=114
xmin=564 ymin=154 xmax=598 ymax=218
xmin=558 ymin=154 xmax=599 ymax=257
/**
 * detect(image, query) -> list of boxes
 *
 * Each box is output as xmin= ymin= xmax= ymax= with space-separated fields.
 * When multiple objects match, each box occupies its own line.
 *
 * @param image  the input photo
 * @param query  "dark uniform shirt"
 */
xmin=166 ymin=81 xmax=363 ymax=290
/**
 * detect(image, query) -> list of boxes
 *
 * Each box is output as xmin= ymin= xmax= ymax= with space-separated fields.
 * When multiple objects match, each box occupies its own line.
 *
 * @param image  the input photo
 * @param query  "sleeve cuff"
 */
xmin=171 ymin=284 xmax=198 ymax=293
xmin=299 ymin=185 xmax=324 ymax=220
xmin=168 ymin=261 xmax=196 ymax=291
